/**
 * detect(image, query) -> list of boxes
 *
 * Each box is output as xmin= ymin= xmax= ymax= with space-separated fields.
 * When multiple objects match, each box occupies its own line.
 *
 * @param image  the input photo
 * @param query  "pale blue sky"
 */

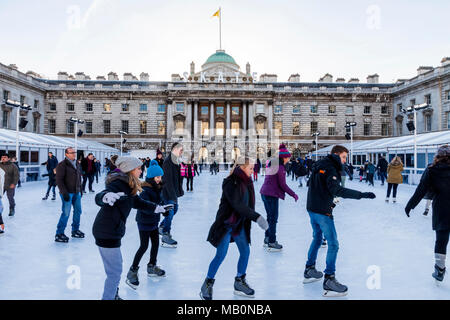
xmin=0 ymin=0 xmax=448 ymax=82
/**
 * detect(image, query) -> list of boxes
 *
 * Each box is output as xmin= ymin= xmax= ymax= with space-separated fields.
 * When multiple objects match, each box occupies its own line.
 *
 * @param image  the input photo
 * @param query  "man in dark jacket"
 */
xmin=376 ymin=156 xmax=388 ymax=186
xmin=55 ymin=147 xmax=84 ymax=242
xmin=159 ymin=142 xmax=184 ymax=247
xmin=154 ymin=149 xmax=164 ymax=168
xmin=41 ymin=151 xmax=58 ymax=200
xmin=0 ymin=153 xmax=19 ymax=216
xmin=303 ymin=145 xmax=375 ymax=297
xmin=81 ymin=153 xmax=96 ymax=193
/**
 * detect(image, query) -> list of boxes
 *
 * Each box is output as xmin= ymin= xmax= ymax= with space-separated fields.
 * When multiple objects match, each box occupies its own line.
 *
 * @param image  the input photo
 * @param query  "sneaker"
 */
xmin=126 ymin=266 xmax=139 ymax=289
xmin=55 ymin=234 xmax=69 ymax=243
xmin=266 ymin=241 xmax=283 ymax=252
xmin=423 ymin=209 xmax=429 ymax=216
xmin=234 ymin=274 xmax=255 ymax=298
xmin=199 ymin=278 xmax=215 ymax=300
xmin=323 ymin=274 xmax=348 ymax=297
xmin=161 ymin=233 xmax=177 ymax=248
xmin=71 ymin=230 xmax=85 ymax=238
xmin=0 ymin=224 xmax=4 ymax=236
xmin=303 ymin=265 xmax=324 ymax=284
xmin=147 ymin=264 xmax=166 ymax=277
xmin=432 ymin=264 xmax=446 ymax=282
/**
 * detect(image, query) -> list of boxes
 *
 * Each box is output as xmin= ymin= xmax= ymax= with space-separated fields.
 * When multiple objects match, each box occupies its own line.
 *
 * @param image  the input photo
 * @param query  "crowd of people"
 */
xmin=0 ymin=142 xmax=448 ymax=300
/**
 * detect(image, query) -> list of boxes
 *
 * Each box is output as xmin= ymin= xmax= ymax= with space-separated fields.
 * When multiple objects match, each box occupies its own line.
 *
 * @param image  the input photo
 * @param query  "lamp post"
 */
xmin=4 ymin=99 xmax=32 ymax=163
xmin=311 ymin=131 xmax=320 ymax=161
xmin=69 ymin=117 xmax=85 ymax=156
xmin=119 ymin=130 xmax=128 ymax=156
xmin=404 ymin=102 xmax=430 ymax=184
xmin=345 ymin=122 xmax=357 ymax=165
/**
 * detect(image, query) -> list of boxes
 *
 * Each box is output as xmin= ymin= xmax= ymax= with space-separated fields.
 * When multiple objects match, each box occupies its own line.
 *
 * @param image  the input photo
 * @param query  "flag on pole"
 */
xmin=212 ymin=8 xmax=220 ymax=18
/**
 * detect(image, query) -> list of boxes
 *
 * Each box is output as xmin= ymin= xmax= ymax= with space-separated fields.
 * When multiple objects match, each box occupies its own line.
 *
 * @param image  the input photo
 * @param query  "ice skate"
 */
xmin=323 ymin=274 xmax=348 ymax=297
xmin=385 ymin=197 xmax=389 ymax=203
xmin=266 ymin=241 xmax=283 ymax=252
xmin=55 ymin=234 xmax=69 ymax=243
xmin=51 ymin=194 xmax=56 ymax=201
xmin=233 ymin=274 xmax=255 ymax=298
xmin=303 ymin=265 xmax=323 ymax=284
xmin=147 ymin=264 xmax=166 ymax=277
xmin=321 ymin=239 xmax=327 ymax=248
xmin=199 ymin=278 xmax=214 ymax=300
xmin=423 ymin=209 xmax=429 ymax=216
xmin=126 ymin=266 xmax=139 ymax=289
xmin=161 ymin=233 xmax=177 ymax=248
xmin=263 ymin=236 xmax=269 ymax=248
xmin=71 ymin=230 xmax=85 ymax=238
xmin=42 ymin=194 xmax=49 ymax=200
xmin=432 ymin=264 xmax=445 ymax=284
xmin=8 ymin=208 xmax=15 ymax=217
xmin=392 ymin=198 xmax=397 ymax=204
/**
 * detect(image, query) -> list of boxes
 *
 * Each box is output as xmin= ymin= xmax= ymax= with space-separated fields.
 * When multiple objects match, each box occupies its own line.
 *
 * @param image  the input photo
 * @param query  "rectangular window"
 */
xmin=201 ymin=121 xmax=209 ymax=135
xmin=157 ymin=104 xmax=166 ymax=113
xmin=49 ymin=103 xmax=56 ymax=111
xmin=176 ymin=103 xmax=184 ymax=112
xmin=310 ymin=105 xmax=318 ymax=113
xmin=48 ymin=119 xmax=56 ymax=134
xmin=292 ymin=105 xmax=300 ymax=114
xmin=447 ymin=112 xmax=450 ymax=129
xmin=140 ymin=120 xmax=147 ymax=134
xmin=232 ymin=106 xmax=239 ymax=115
xmin=328 ymin=105 xmax=336 ymax=114
xmin=397 ymin=103 xmax=402 ymax=113
xmin=85 ymin=103 xmax=93 ymax=112
xmin=425 ymin=94 xmax=431 ymax=105
xmin=122 ymin=104 xmax=129 ymax=112
xmin=381 ymin=105 xmax=388 ymax=114
xmin=256 ymin=104 xmax=265 ymax=114
xmin=216 ymin=106 xmax=224 ymax=115
xmin=364 ymin=105 xmax=371 ymax=114
xmin=397 ymin=122 xmax=403 ymax=135
xmin=103 ymin=120 xmax=111 ymax=134
xmin=20 ymin=95 xmax=26 ymax=105
xmin=85 ymin=121 xmax=92 ymax=134
xmin=346 ymin=105 xmax=354 ymax=114
xmin=33 ymin=117 xmax=38 ymax=133
xmin=410 ymin=99 xmax=416 ymax=107
xmin=310 ymin=121 xmax=318 ymax=135
xmin=292 ymin=121 xmax=300 ymax=135
xmin=231 ymin=122 xmax=240 ymax=136
xmin=121 ymin=120 xmax=129 ymax=133
xmin=381 ymin=123 xmax=389 ymax=136
xmin=364 ymin=123 xmax=371 ymax=136
xmin=425 ymin=115 xmax=432 ymax=132
xmin=274 ymin=105 xmax=282 ymax=114
xmin=158 ymin=121 xmax=166 ymax=135
xmin=104 ymin=103 xmax=111 ymax=112
xmin=139 ymin=104 xmax=147 ymax=112
xmin=328 ymin=122 xmax=336 ymax=136
xmin=34 ymin=100 xmax=39 ymax=109
xmin=67 ymin=103 xmax=75 ymax=112
xmin=3 ymin=90 xmax=9 ymax=101
xmin=67 ymin=120 xmax=74 ymax=134
xmin=2 ymin=110 xmax=8 ymax=128
xmin=201 ymin=106 xmax=209 ymax=115
xmin=274 ymin=121 xmax=282 ymax=135
xmin=216 ymin=122 xmax=224 ymax=136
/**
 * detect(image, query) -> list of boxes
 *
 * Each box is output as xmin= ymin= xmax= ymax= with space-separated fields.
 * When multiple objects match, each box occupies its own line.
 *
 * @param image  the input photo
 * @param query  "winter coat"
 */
xmin=377 ymin=158 xmax=388 ymax=173
xmin=81 ymin=158 xmax=95 ymax=175
xmin=94 ymin=161 xmax=101 ymax=174
xmin=307 ymin=154 xmax=364 ymax=216
xmin=186 ymin=164 xmax=195 ymax=178
xmin=55 ymin=158 xmax=82 ymax=195
xmin=387 ymin=163 xmax=404 ymax=184
xmin=358 ymin=167 xmax=365 ymax=175
xmin=0 ymin=168 xmax=5 ymax=195
xmin=367 ymin=163 xmax=376 ymax=174
xmin=0 ymin=161 xmax=19 ymax=190
xmin=136 ymin=179 xmax=163 ymax=231
xmin=162 ymin=153 xmax=184 ymax=202
xmin=154 ymin=157 xmax=164 ymax=168
xmin=406 ymin=163 xmax=450 ymax=230
xmin=42 ymin=156 xmax=58 ymax=186
xmin=207 ymin=170 xmax=261 ymax=248
xmin=92 ymin=171 xmax=157 ymax=248
xmin=260 ymin=160 xmax=296 ymax=200
xmin=296 ymin=161 xmax=308 ymax=177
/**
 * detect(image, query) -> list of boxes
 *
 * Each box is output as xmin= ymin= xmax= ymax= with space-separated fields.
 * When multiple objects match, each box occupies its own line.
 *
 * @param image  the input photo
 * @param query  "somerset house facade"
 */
xmin=0 ymin=50 xmax=449 ymax=163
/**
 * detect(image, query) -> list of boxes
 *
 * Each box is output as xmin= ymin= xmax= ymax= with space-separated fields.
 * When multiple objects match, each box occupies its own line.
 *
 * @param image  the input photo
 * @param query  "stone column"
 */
xmin=243 ymin=101 xmax=247 ymax=131
xmin=166 ymin=100 xmax=173 ymax=140
xmin=226 ymin=101 xmax=231 ymax=138
xmin=209 ymin=101 xmax=215 ymax=137
xmin=193 ymin=101 xmax=198 ymax=142
xmin=268 ymin=103 xmax=273 ymax=137
xmin=248 ymin=101 xmax=254 ymax=132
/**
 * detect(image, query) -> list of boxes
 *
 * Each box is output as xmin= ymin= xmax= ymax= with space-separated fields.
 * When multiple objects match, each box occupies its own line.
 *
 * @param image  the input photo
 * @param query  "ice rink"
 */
xmin=0 ymin=170 xmax=445 ymax=300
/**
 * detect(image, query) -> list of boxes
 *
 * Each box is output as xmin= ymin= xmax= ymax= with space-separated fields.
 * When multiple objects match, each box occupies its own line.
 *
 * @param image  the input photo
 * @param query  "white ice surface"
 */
xmin=0 ymin=171 xmax=445 ymax=300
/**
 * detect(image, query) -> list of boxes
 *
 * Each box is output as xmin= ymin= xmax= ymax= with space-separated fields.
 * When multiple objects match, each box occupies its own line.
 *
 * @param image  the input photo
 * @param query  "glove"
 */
xmin=102 ymin=192 xmax=125 ymax=206
xmin=155 ymin=204 xmax=174 ymax=215
xmin=405 ymin=206 xmax=411 ymax=217
xmin=62 ymin=193 xmax=70 ymax=202
xmin=293 ymin=194 xmax=299 ymax=202
xmin=361 ymin=192 xmax=376 ymax=199
xmin=256 ymin=215 xmax=269 ymax=231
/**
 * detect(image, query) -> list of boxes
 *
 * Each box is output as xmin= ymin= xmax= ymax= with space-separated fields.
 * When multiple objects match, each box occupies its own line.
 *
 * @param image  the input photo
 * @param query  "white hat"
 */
xmin=115 ymin=156 xmax=142 ymax=173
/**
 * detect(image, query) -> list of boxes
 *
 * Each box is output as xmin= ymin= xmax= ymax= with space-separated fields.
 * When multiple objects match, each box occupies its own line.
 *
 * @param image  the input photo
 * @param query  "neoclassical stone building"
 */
xmin=1 ymin=51 xmax=449 ymax=163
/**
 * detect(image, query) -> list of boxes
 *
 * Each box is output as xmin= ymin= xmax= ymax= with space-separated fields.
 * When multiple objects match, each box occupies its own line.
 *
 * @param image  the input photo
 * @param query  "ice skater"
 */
xmin=0 ymin=153 xmax=19 ymax=217
xmin=41 ymin=151 xmax=58 ymax=200
xmin=386 ymin=156 xmax=404 ymax=203
xmin=200 ymin=158 xmax=268 ymax=300
xmin=260 ymin=144 xmax=298 ymax=251
xmin=92 ymin=156 xmax=172 ymax=300
xmin=405 ymin=145 xmax=450 ymax=284
xmin=0 ymin=167 xmax=5 ymax=236
xmin=303 ymin=145 xmax=376 ymax=297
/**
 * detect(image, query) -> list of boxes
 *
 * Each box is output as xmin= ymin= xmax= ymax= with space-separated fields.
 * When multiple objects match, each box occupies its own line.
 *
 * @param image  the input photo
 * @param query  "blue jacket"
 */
xmin=136 ymin=178 xmax=164 ymax=230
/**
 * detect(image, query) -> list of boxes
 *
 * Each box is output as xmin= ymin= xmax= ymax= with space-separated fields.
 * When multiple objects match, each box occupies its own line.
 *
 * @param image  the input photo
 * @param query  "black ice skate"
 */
xmin=423 ymin=209 xmax=429 ymax=216
xmin=71 ymin=230 xmax=85 ymax=238
xmin=323 ymin=274 xmax=348 ymax=297
xmin=42 ymin=195 xmax=49 ymax=200
xmin=432 ymin=264 xmax=445 ymax=283
xmin=199 ymin=278 xmax=215 ymax=300
xmin=55 ymin=234 xmax=69 ymax=243
xmin=8 ymin=208 xmax=15 ymax=217
xmin=147 ymin=264 xmax=166 ymax=277
xmin=303 ymin=265 xmax=323 ymax=284
xmin=126 ymin=266 xmax=139 ymax=289
xmin=51 ymin=194 xmax=56 ymax=201
xmin=233 ymin=274 xmax=255 ymax=298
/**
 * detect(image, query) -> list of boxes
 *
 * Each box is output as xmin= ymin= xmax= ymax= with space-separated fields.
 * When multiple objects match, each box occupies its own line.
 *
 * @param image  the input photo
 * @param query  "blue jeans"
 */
xmin=56 ymin=193 xmax=82 ymax=235
xmin=98 ymin=247 xmax=122 ymax=300
xmin=207 ymin=227 xmax=250 ymax=279
xmin=379 ymin=171 xmax=387 ymax=184
xmin=306 ymin=211 xmax=339 ymax=275
xmin=261 ymin=194 xmax=279 ymax=243
xmin=159 ymin=199 xmax=178 ymax=234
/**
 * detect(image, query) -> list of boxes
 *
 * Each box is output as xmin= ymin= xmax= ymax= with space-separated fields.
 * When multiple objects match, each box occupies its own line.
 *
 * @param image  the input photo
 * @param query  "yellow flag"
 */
xmin=212 ymin=8 xmax=220 ymax=18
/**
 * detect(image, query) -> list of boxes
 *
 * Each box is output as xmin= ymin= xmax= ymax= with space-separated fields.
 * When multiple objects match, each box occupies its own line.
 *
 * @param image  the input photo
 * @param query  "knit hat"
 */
xmin=115 ymin=156 xmax=142 ymax=173
xmin=437 ymin=145 xmax=450 ymax=157
xmin=156 ymin=149 xmax=163 ymax=156
xmin=278 ymin=144 xmax=291 ymax=158
xmin=147 ymin=160 xmax=164 ymax=178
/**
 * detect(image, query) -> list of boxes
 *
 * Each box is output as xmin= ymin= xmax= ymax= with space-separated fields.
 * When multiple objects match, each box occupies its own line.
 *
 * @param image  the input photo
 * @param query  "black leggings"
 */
xmin=132 ymin=229 xmax=159 ymax=268
xmin=435 ymin=230 xmax=450 ymax=255
xmin=386 ymin=183 xmax=398 ymax=198
xmin=186 ymin=177 xmax=193 ymax=191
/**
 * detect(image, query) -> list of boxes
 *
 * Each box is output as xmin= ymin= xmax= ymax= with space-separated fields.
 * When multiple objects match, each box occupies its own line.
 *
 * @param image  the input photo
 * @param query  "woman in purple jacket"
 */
xmin=260 ymin=144 xmax=299 ymax=251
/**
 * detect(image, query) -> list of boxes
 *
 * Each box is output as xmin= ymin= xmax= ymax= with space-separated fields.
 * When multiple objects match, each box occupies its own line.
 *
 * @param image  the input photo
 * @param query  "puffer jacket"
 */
xmin=387 ymin=163 xmax=404 ymax=184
